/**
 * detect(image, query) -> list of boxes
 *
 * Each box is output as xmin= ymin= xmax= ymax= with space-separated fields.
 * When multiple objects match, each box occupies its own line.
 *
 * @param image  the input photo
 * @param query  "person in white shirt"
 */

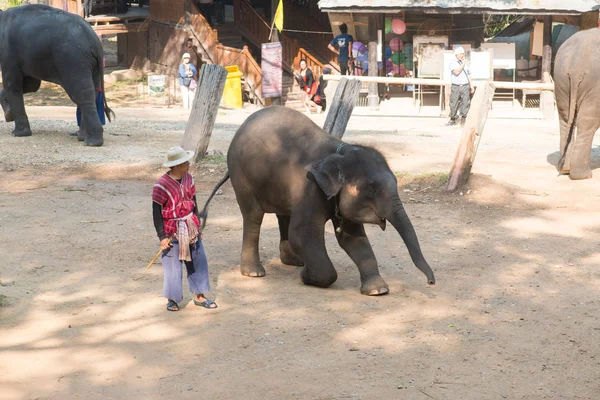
xmin=447 ymin=46 xmax=474 ymax=126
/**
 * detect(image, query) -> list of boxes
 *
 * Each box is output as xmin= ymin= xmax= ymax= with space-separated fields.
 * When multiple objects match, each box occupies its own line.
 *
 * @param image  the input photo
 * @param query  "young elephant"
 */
xmin=0 ymin=5 xmax=113 ymax=146
xmin=202 ymin=106 xmax=435 ymax=295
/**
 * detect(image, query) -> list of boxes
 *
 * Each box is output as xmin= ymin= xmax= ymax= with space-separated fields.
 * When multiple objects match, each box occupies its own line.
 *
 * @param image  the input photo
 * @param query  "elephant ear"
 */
xmin=306 ymin=155 xmax=344 ymax=199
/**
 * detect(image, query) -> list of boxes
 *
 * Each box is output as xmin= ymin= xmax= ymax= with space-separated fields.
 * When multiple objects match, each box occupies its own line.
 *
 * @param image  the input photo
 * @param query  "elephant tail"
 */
xmin=198 ymin=171 xmax=230 ymax=230
xmin=93 ymin=48 xmax=116 ymax=123
xmin=557 ymin=73 xmax=581 ymax=171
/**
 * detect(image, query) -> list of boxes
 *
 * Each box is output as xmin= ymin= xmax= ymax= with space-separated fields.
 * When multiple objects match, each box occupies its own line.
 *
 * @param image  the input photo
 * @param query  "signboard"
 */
xmin=418 ymin=43 xmax=446 ymax=78
xmin=480 ymin=43 xmax=516 ymax=69
xmin=261 ymin=42 xmax=282 ymax=98
xmin=442 ymin=50 xmax=494 ymax=82
xmin=148 ymin=75 xmax=166 ymax=95
xmin=469 ymin=50 xmax=494 ymax=81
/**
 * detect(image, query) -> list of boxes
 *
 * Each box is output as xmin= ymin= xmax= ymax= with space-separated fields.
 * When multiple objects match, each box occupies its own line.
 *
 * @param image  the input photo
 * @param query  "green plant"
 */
xmin=7 ymin=0 xmax=23 ymax=8
xmin=483 ymin=14 xmax=522 ymax=39
xmin=202 ymin=154 xmax=227 ymax=165
xmin=0 ymin=295 xmax=9 ymax=307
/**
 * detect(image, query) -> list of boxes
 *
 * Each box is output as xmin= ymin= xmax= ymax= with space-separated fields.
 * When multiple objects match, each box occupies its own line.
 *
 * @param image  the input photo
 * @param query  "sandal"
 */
xmin=194 ymin=299 xmax=218 ymax=309
xmin=166 ymin=300 xmax=179 ymax=311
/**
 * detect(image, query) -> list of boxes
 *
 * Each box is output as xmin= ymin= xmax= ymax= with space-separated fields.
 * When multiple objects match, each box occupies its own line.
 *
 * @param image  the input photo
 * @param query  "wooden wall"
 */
xmin=580 ymin=10 xmax=600 ymax=30
xmin=150 ymin=0 xmax=185 ymax=24
xmin=48 ymin=0 xmax=82 ymax=15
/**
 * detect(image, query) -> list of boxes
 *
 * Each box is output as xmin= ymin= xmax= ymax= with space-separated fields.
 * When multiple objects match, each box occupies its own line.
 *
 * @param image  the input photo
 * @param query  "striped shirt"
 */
xmin=152 ymin=173 xmax=200 ymax=237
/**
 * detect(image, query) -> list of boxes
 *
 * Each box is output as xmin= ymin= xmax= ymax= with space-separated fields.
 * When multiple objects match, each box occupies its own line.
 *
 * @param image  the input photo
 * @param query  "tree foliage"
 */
xmin=483 ymin=14 xmax=522 ymax=39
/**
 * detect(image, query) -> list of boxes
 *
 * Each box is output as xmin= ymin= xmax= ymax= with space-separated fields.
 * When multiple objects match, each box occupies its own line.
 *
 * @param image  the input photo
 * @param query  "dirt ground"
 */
xmin=1 ymin=86 xmax=600 ymax=400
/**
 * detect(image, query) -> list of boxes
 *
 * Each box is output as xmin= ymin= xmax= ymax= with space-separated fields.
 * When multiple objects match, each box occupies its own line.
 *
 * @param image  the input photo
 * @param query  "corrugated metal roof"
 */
xmin=319 ymin=0 xmax=600 ymax=14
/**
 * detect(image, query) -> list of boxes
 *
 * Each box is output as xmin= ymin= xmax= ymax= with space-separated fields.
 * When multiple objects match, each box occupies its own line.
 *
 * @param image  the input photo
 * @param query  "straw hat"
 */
xmin=163 ymin=146 xmax=194 ymax=167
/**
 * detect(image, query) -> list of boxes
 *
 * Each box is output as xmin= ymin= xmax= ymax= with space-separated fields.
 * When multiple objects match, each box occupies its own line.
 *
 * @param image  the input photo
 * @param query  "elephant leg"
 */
xmin=236 ymin=189 xmax=266 ymax=277
xmin=0 ymin=90 xmax=13 ymax=123
xmin=289 ymin=206 xmax=337 ymax=288
xmin=2 ymin=72 xmax=32 ymax=137
xmin=62 ymin=77 xmax=103 ymax=146
xmin=277 ymin=215 xmax=304 ymax=266
xmin=569 ymin=115 xmax=599 ymax=180
xmin=333 ymin=219 xmax=389 ymax=296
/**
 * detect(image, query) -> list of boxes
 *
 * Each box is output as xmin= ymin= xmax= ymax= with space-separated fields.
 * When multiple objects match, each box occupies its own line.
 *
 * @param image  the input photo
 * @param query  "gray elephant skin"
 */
xmin=0 ymin=4 xmax=113 ymax=146
xmin=555 ymin=28 xmax=600 ymax=179
xmin=202 ymin=106 xmax=435 ymax=295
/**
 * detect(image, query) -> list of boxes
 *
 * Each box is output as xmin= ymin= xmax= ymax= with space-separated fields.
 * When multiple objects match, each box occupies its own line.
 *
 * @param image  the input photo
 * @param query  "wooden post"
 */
xmin=322 ymin=78 xmax=362 ymax=138
xmin=446 ymin=81 xmax=496 ymax=192
xmin=181 ymin=64 xmax=229 ymax=162
xmin=367 ymin=14 xmax=379 ymax=110
xmin=541 ymin=15 xmax=554 ymax=120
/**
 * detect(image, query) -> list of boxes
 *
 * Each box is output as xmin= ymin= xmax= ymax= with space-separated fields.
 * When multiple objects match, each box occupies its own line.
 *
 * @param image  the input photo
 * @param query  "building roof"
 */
xmin=318 ymin=0 xmax=600 ymax=15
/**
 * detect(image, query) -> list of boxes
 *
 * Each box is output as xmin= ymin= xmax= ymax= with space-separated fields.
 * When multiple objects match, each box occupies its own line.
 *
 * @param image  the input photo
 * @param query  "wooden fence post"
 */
xmin=181 ymin=64 xmax=228 ymax=162
xmin=322 ymin=78 xmax=362 ymax=138
xmin=446 ymin=81 xmax=496 ymax=192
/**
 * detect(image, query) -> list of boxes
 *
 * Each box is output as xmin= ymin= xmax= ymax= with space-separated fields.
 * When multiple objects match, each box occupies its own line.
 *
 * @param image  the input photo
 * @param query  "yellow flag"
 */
xmin=274 ymin=0 xmax=284 ymax=32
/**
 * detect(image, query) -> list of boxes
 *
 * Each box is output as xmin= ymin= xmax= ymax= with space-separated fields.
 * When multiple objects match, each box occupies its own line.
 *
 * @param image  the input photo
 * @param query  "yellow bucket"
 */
xmin=222 ymin=65 xmax=243 ymax=108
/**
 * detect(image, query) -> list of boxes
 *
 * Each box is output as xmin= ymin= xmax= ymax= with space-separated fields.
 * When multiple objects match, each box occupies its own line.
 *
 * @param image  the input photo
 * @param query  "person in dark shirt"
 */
xmin=328 ymin=23 xmax=354 ymax=76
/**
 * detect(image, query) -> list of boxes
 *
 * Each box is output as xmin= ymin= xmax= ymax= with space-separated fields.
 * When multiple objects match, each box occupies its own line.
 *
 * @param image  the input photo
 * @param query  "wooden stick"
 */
xmin=147 ymin=239 xmax=171 ymax=269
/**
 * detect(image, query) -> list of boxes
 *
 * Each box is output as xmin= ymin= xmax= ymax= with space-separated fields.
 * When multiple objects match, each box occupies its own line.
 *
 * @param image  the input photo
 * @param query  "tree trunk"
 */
xmin=322 ymin=78 xmax=362 ymax=139
xmin=181 ymin=64 xmax=228 ymax=162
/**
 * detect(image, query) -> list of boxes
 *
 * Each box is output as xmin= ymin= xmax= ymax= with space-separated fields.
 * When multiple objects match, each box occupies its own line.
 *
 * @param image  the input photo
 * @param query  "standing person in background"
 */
xmin=294 ymin=59 xmax=317 ymax=114
xmin=328 ymin=23 xmax=354 ymax=76
xmin=447 ymin=46 xmax=474 ymax=126
xmin=179 ymin=52 xmax=197 ymax=109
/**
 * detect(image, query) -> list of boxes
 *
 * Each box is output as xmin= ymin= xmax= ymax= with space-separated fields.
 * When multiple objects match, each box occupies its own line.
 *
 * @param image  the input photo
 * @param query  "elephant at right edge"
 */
xmin=554 ymin=28 xmax=600 ymax=180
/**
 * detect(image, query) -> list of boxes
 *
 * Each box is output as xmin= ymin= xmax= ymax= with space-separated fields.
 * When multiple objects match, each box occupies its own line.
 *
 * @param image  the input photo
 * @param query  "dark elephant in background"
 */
xmin=0 ymin=4 xmax=113 ymax=146
xmin=554 ymin=28 xmax=600 ymax=179
xmin=202 ymin=106 xmax=435 ymax=295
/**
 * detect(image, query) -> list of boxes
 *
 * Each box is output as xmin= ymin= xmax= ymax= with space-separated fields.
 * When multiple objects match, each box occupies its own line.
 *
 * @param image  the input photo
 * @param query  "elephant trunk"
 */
xmin=385 ymin=199 xmax=435 ymax=285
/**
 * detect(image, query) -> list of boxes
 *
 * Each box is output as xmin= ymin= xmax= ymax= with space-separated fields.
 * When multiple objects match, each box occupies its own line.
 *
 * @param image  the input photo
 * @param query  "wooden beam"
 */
xmin=181 ymin=64 xmax=229 ymax=162
xmin=367 ymin=14 xmax=378 ymax=110
xmin=446 ymin=82 xmax=496 ymax=192
xmin=323 ymin=75 xmax=555 ymax=90
xmin=93 ymin=22 xmax=148 ymax=35
xmin=322 ymin=78 xmax=362 ymax=138
xmin=321 ymin=8 xmax=583 ymax=16
xmin=541 ymin=15 xmax=554 ymax=120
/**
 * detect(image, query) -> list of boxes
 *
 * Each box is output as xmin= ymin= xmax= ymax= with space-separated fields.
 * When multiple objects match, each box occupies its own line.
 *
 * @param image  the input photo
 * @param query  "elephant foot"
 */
xmin=300 ymin=265 xmax=337 ymax=288
xmin=241 ymin=262 xmax=265 ymax=277
xmin=360 ymin=276 xmax=389 ymax=296
xmin=569 ymin=169 xmax=593 ymax=180
xmin=84 ymin=137 xmax=104 ymax=147
xmin=279 ymin=243 xmax=304 ymax=266
xmin=12 ymin=127 xmax=32 ymax=137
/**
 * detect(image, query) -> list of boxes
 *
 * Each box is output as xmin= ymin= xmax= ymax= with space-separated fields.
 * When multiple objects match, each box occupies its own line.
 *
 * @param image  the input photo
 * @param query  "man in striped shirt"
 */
xmin=152 ymin=146 xmax=217 ymax=311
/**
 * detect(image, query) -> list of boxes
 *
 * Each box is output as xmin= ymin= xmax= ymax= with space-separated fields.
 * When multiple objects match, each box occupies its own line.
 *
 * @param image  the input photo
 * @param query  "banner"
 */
xmin=261 ymin=42 xmax=282 ymax=98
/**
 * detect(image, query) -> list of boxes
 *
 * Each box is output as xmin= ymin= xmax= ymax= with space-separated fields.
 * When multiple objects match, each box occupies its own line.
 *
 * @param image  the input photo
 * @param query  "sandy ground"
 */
xmin=1 ymin=90 xmax=600 ymax=400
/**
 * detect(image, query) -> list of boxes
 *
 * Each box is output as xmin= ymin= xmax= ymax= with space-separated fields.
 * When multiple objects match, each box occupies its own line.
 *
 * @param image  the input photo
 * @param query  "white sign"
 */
xmin=148 ymin=75 xmax=166 ymax=95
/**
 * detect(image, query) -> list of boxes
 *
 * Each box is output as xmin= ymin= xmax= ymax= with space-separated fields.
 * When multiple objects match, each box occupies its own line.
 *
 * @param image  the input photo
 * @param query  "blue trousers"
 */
xmin=161 ymin=240 xmax=210 ymax=303
xmin=76 ymin=91 xmax=106 ymax=126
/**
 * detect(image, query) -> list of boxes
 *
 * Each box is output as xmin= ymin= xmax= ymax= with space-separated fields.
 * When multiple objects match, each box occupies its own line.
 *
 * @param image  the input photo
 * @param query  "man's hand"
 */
xmin=160 ymin=238 xmax=172 ymax=250
xmin=470 ymin=86 xmax=475 ymax=94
